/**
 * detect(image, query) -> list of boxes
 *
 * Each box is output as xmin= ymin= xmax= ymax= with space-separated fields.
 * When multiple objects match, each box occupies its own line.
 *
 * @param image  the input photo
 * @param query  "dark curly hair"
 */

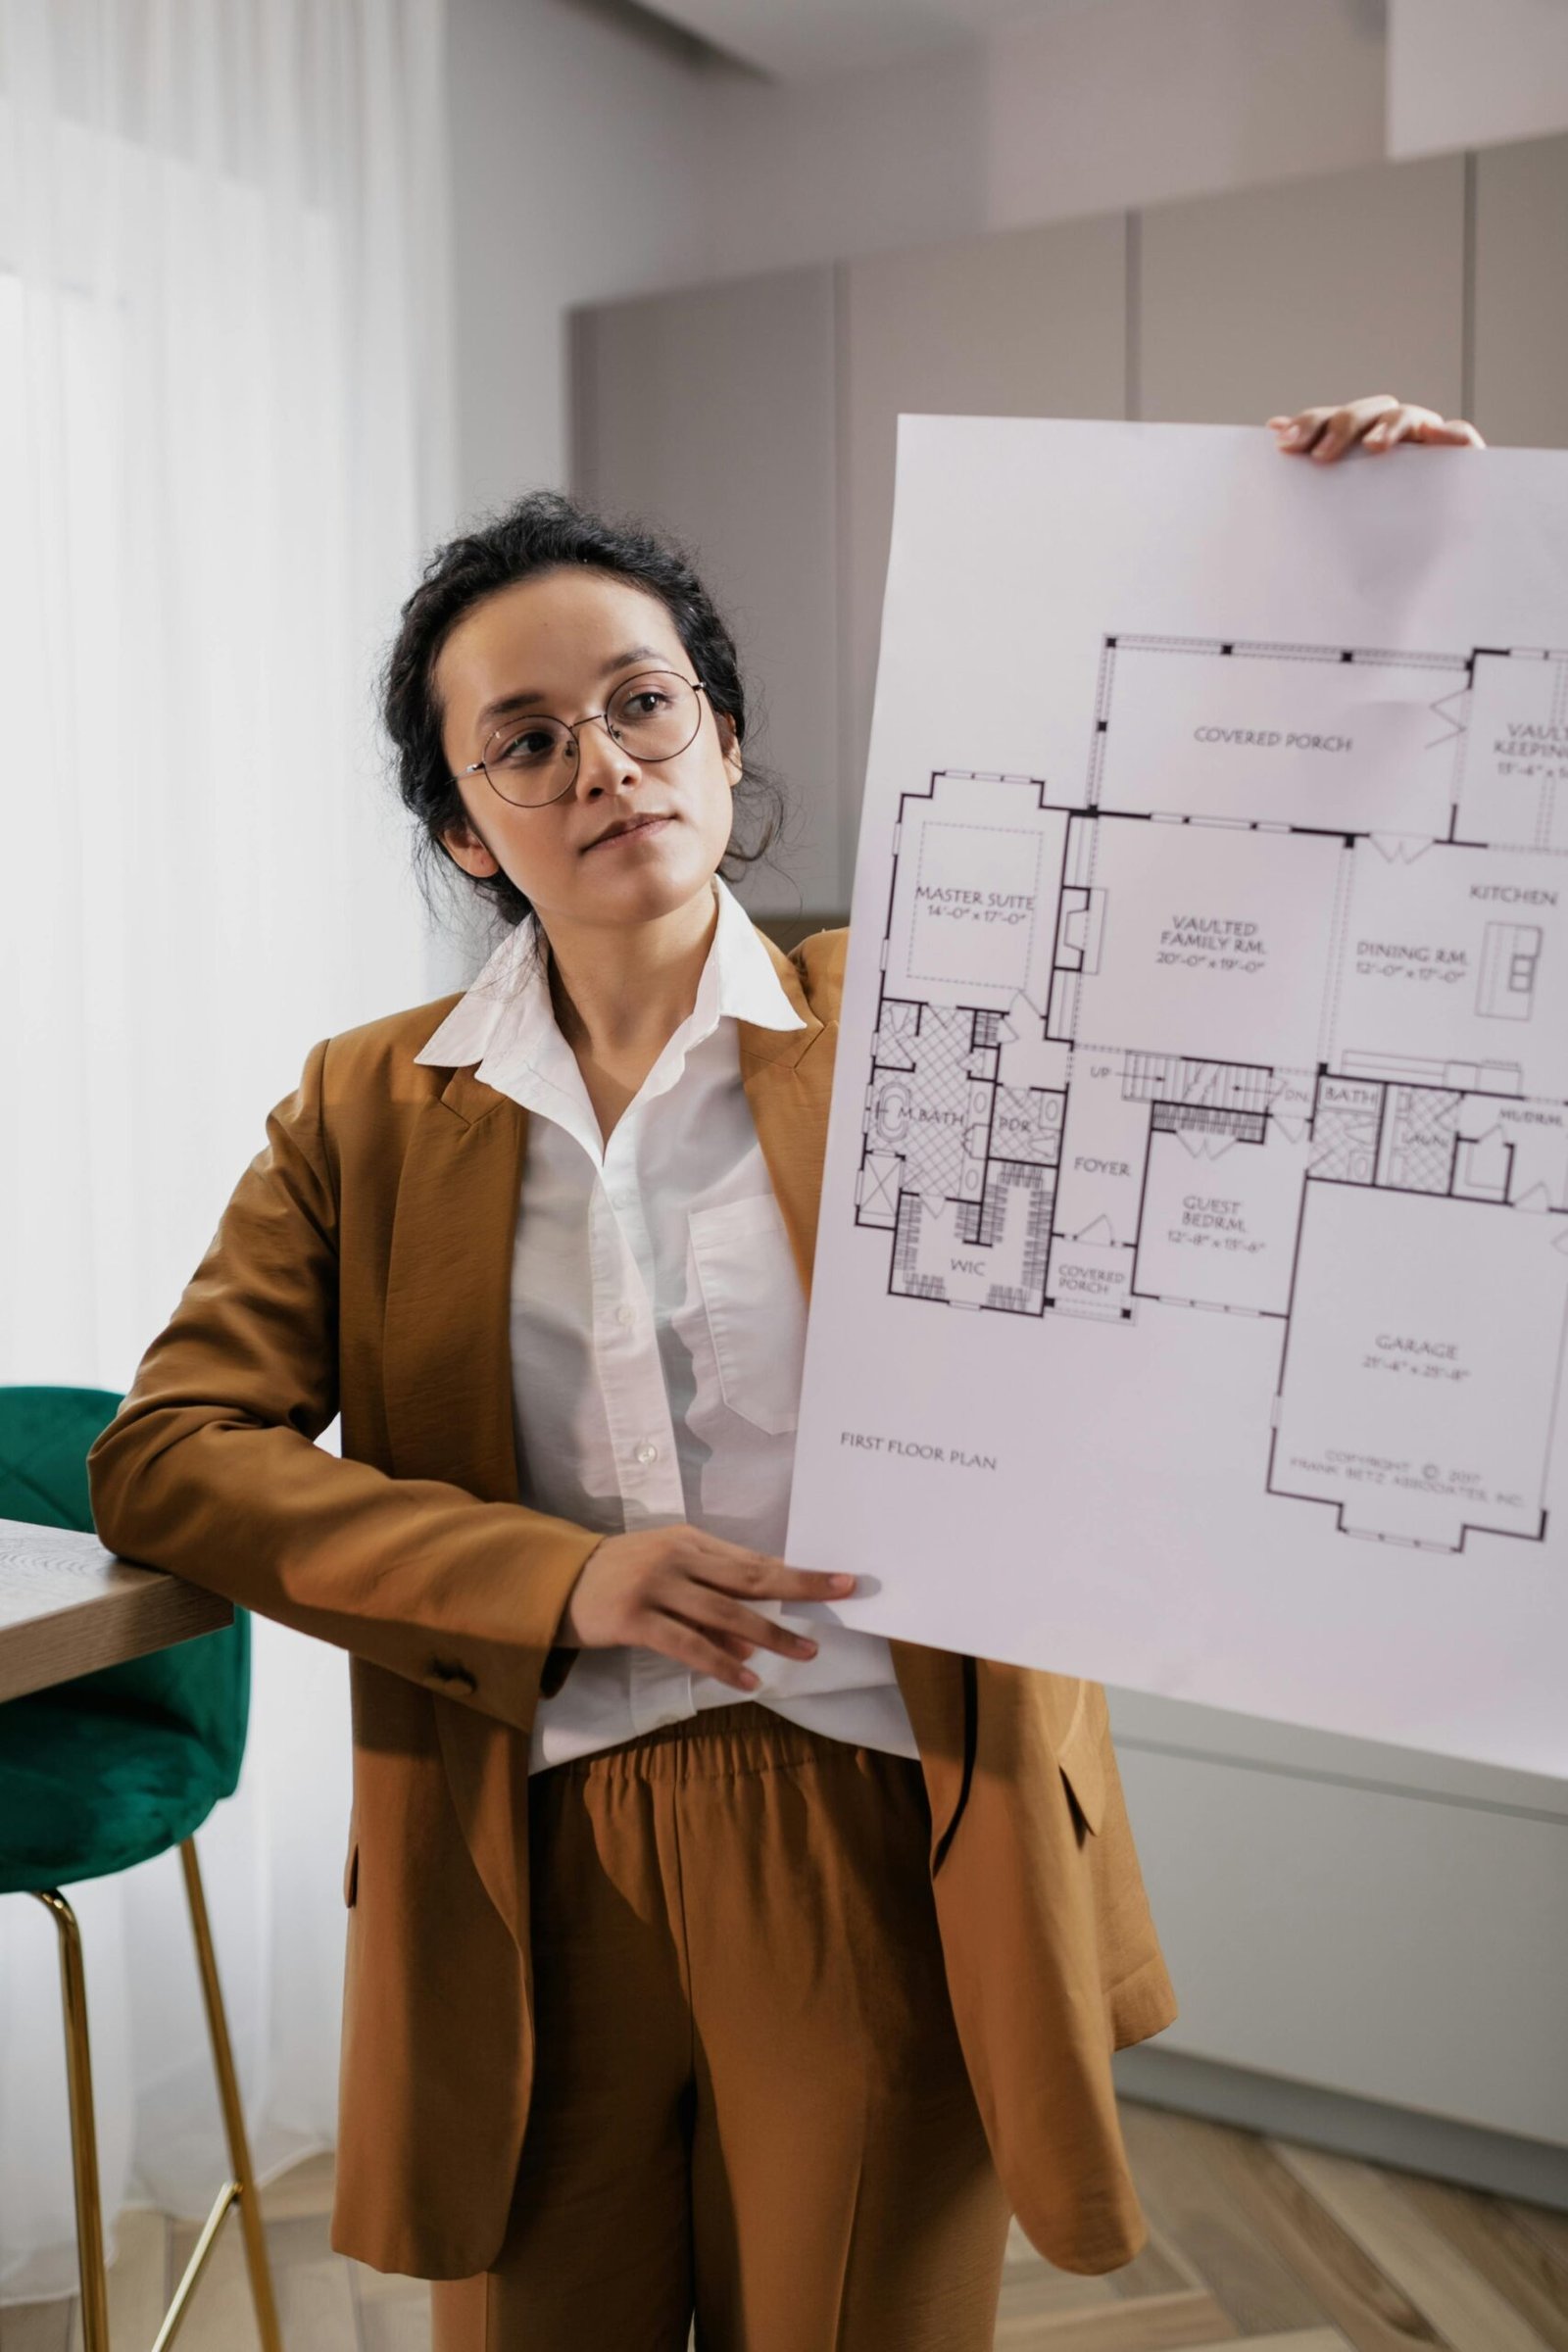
xmin=380 ymin=489 xmax=786 ymax=930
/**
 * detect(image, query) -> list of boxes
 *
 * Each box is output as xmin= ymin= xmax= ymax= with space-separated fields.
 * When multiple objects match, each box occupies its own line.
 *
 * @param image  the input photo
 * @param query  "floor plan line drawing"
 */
xmin=854 ymin=633 xmax=1568 ymax=1555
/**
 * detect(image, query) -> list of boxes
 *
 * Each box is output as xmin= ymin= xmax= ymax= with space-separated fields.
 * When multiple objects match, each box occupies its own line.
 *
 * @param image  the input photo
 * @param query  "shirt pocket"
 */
xmin=688 ymin=1194 xmax=806 ymax=1438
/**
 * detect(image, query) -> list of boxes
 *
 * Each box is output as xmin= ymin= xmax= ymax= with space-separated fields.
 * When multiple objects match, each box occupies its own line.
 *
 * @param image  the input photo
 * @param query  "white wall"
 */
xmin=693 ymin=0 xmax=1389 ymax=280
xmin=985 ymin=0 xmax=1387 ymax=228
xmin=1389 ymin=0 xmax=1568 ymax=156
xmin=699 ymin=41 xmax=990 ymax=279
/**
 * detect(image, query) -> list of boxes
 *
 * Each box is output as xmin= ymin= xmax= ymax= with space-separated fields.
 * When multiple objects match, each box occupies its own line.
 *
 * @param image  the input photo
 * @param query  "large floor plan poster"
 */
xmin=784 ymin=418 xmax=1568 ymax=1775
xmin=859 ymin=638 xmax=1568 ymax=1555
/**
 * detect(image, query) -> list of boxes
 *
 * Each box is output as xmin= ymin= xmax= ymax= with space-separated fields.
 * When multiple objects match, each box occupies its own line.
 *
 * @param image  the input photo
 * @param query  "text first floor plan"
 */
xmin=857 ymin=635 xmax=1568 ymax=1554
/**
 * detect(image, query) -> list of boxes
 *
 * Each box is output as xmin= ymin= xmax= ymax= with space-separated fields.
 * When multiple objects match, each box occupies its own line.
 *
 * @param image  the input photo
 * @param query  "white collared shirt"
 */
xmin=414 ymin=877 xmax=917 ymax=1773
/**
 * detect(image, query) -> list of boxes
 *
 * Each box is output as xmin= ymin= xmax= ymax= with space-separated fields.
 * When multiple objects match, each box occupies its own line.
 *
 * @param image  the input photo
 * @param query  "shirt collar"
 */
xmin=707 ymin=872 xmax=810 ymax=1034
xmin=412 ymin=874 xmax=807 ymax=1092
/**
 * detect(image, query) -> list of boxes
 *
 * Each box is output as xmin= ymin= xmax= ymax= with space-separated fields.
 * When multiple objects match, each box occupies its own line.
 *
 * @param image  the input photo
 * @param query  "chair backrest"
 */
xmin=0 ymin=1386 xmax=249 ymax=1789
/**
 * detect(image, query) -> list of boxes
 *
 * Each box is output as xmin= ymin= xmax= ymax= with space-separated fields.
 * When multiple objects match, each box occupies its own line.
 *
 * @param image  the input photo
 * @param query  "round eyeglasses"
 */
xmin=453 ymin=669 xmax=710 ymax=808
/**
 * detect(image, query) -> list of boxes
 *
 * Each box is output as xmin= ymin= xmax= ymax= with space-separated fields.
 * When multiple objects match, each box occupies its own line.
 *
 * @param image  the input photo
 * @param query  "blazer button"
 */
xmin=427 ymin=1657 xmax=477 ymax=1694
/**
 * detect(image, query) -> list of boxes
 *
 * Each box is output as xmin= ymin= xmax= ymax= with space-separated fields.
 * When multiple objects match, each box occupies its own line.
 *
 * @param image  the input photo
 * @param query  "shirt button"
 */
xmin=615 ymin=1303 xmax=636 ymax=1329
xmin=633 ymin=1441 xmax=660 ymax=1467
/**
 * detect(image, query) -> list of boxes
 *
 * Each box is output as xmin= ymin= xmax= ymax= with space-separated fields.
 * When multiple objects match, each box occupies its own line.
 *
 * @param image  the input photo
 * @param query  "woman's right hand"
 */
xmin=557 ymin=1529 xmax=857 ymax=1693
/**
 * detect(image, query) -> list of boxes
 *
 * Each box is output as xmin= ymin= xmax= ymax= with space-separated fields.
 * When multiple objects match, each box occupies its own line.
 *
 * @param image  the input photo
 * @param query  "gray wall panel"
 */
xmin=839 ymin=215 xmax=1128 ymax=875
xmin=572 ymin=269 xmax=841 ymax=914
xmin=1139 ymin=156 xmax=1467 ymax=427
xmin=1474 ymin=132 xmax=1568 ymax=447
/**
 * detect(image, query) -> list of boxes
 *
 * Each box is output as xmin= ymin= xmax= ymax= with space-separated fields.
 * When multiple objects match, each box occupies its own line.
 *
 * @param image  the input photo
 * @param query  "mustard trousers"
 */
xmin=429 ymin=1702 xmax=1011 ymax=2352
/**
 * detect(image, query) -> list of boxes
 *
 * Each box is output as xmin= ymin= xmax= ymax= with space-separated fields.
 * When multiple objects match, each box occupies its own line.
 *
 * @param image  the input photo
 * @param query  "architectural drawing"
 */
xmin=855 ymin=637 xmax=1568 ymax=1553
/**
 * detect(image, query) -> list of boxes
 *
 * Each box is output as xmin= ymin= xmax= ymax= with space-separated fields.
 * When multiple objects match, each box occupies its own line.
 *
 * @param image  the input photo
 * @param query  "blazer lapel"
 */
xmin=382 ymin=1066 xmax=525 ymax=1504
xmin=383 ymin=1064 xmax=536 ymax=1949
xmin=737 ymin=933 xmax=833 ymax=1298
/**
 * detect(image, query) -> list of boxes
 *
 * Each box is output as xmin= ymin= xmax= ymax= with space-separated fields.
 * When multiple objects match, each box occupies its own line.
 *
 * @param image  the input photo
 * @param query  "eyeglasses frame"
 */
xmin=451 ymin=670 xmax=710 ymax=809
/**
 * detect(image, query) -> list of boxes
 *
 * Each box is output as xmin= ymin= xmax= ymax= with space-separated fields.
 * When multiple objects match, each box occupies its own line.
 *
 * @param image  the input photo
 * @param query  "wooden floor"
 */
xmin=4 ymin=2100 xmax=1567 ymax=2351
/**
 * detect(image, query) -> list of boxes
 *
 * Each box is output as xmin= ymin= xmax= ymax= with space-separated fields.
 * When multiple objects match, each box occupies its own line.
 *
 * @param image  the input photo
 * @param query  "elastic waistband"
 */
xmin=546 ymin=1701 xmax=912 ymax=1787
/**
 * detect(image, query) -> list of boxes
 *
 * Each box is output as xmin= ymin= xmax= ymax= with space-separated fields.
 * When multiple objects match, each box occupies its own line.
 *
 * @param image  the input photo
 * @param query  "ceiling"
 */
xmin=643 ymin=0 xmax=1097 ymax=83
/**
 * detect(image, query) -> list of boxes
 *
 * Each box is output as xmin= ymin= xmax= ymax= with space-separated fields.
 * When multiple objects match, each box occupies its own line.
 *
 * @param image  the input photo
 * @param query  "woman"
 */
xmin=88 ymin=392 xmax=1484 ymax=2351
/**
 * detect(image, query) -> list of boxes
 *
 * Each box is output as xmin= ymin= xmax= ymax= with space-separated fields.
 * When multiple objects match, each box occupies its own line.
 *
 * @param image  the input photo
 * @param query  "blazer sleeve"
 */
xmin=86 ymin=1037 xmax=602 ymax=1737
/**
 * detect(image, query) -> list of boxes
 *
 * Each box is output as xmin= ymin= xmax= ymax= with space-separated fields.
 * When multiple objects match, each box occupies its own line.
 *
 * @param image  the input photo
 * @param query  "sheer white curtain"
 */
xmin=0 ymin=0 xmax=457 ymax=2301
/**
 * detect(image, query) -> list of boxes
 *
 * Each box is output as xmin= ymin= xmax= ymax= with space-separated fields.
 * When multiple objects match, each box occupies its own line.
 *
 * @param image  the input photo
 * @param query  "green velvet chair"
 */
xmin=0 ymin=1386 xmax=282 ymax=2352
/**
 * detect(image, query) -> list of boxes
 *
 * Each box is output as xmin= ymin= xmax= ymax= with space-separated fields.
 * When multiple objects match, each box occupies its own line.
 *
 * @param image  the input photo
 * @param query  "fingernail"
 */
xmin=1281 ymin=424 xmax=1302 ymax=445
xmin=796 ymin=1637 xmax=818 ymax=1655
xmin=830 ymin=1574 xmax=857 ymax=1593
xmin=740 ymin=1669 xmax=760 ymax=1690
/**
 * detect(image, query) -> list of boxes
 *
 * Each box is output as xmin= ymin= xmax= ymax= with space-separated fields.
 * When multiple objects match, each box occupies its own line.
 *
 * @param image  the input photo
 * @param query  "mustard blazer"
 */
xmin=87 ymin=923 xmax=1177 ymax=2279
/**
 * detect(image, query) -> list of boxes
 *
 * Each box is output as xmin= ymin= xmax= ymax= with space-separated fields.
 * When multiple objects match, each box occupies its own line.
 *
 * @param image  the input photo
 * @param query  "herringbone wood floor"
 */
xmin=4 ymin=2100 xmax=1567 ymax=2352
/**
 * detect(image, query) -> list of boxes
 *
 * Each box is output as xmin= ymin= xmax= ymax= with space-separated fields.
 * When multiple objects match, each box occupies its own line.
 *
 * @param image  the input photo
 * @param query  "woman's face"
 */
xmin=434 ymin=566 xmax=742 ymax=939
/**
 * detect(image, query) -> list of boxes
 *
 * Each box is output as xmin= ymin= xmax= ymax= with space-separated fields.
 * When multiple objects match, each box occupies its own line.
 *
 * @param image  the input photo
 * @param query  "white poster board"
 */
xmin=786 ymin=417 xmax=1568 ymax=1777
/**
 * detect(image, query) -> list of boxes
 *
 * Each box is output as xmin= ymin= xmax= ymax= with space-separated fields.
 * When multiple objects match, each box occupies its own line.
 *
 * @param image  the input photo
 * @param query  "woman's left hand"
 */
xmin=1268 ymin=393 xmax=1486 ymax=462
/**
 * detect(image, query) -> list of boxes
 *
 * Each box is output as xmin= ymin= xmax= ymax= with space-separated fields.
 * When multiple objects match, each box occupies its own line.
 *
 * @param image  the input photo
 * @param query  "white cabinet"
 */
xmin=1110 ymin=1693 xmax=1568 ymax=2150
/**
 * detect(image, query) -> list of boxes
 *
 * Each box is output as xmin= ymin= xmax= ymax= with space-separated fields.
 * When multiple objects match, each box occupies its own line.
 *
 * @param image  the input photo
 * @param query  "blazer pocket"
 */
xmin=689 ymin=1195 xmax=806 ymax=1438
xmin=1054 ymin=1684 xmax=1105 ymax=1839
xmin=343 ymin=1836 xmax=360 ymax=1908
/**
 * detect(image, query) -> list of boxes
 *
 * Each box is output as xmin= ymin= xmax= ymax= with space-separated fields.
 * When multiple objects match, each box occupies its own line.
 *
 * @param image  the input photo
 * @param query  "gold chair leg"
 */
xmin=29 ymin=1888 xmax=112 ymax=2352
xmin=177 ymin=1837 xmax=284 ymax=2352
